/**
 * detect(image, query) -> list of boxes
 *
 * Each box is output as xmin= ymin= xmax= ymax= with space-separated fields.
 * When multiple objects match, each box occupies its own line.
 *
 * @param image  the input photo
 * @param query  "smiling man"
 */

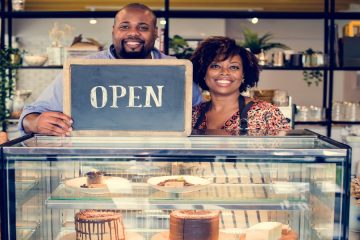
xmin=19 ymin=3 xmax=202 ymax=136
xmin=112 ymin=4 xmax=157 ymax=59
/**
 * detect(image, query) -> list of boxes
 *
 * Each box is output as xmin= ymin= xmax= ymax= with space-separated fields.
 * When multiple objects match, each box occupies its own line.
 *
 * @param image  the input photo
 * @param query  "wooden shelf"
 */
xmin=262 ymin=66 xmax=327 ymax=70
xmin=20 ymin=66 xmax=63 ymax=69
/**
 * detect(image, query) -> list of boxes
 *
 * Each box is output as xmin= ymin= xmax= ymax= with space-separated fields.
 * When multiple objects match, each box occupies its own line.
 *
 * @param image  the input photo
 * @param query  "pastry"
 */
xmin=157 ymin=177 xmax=194 ymax=187
xmin=75 ymin=210 xmax=125 ymax=240
xmin=246 ymin=222 xmax=282 ymax=240
xmin=169 ymin=210 xmax=220 ymax=240
xmin=81 ymin=171 xmax=105 ymax=188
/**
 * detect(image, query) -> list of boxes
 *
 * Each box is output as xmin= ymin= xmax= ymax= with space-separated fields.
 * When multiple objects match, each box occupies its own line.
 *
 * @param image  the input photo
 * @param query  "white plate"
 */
xmin=64 ymin=176 xmax=130 ymax=195
xmin=147 ymin=175 xmax=211 ymax=193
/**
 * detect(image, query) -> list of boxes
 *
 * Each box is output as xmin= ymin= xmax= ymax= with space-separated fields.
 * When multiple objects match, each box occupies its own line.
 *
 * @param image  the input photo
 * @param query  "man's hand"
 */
xmin=23 ymin=112 xmax=73 ymax=136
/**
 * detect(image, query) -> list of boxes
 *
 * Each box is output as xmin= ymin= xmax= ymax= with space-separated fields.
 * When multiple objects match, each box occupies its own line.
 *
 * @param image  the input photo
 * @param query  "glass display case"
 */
xmin=0 ymin=130 xmax=351 ymax=240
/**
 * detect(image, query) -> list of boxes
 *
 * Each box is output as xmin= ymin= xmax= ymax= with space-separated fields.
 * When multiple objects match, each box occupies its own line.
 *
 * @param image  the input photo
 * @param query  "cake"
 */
xmin=169 ymin=210 xmax=220 ymax=240
xmin=158 ymin=177 xmax=194 ymax=188
xmin=75 ymin=210 xmax=125 ymax=240
xmin=351 ymin=177 xmax=360 ymax=199
xmin=80 ymin=171 xmax=105 ymax=188
xmin=246 ymin=222 xmax=282 ymax=240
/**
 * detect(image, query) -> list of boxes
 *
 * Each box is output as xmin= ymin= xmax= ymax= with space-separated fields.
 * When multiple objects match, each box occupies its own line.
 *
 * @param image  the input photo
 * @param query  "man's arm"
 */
xmin=18 ymin=72 xmax=72 ymax=136
xmin=22 ymin=112 xmax=73 ymax=136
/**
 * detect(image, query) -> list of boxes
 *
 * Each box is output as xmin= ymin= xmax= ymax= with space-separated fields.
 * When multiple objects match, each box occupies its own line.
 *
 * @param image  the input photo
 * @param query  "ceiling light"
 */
xmin=251 ymin=17 xmax=259 ymax=24
xmin=89 ymin=18 xmax=97 ymax=24
xmin=160 ymin=19 xmax=167 ymax=25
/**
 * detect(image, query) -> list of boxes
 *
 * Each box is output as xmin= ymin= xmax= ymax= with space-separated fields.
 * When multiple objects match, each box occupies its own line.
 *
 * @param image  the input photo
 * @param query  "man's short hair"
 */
xmin=115 ymin=3 xmax=157 ymax=27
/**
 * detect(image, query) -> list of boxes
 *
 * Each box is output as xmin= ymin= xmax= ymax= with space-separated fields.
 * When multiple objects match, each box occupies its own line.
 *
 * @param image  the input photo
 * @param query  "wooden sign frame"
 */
xmin=63 ymin=59 xmax=193 ymax=137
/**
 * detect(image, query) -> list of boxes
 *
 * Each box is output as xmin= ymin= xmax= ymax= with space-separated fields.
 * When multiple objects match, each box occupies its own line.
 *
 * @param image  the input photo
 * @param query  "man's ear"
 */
xmin=155 ymin=27 xmax=158 ymax=39
xmin=112 ymin=25 xmax=115 ymax=38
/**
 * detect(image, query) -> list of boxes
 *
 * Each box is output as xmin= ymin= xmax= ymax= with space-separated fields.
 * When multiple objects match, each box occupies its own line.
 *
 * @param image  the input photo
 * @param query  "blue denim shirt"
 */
xmin=18 ymin=45 xmax=202 ymax=134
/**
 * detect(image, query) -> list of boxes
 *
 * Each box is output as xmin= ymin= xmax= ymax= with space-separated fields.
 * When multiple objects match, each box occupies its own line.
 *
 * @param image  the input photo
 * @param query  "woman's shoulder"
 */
xmin=250 ymin=99 xmax=278 ymax=111
xmin=249 ymin=99 xmax=287 ymax=118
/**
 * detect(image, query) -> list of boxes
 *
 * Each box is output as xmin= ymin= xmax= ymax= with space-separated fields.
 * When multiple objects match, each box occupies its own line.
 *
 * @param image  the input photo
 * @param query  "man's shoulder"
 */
xmin=152 ymin=48 xmax=175 ymax=59
xmin=84 ymin=50 xmax=111 ymax=59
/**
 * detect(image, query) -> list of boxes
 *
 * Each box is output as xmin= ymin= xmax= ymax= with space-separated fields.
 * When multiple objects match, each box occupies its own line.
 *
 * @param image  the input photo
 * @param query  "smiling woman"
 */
xmin=190 ymin=36 xmax=290 ymax=135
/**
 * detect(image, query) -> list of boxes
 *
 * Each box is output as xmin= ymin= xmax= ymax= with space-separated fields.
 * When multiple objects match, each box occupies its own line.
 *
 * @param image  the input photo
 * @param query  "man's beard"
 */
xmin=118 ymin=40 xmax=150 ymax=59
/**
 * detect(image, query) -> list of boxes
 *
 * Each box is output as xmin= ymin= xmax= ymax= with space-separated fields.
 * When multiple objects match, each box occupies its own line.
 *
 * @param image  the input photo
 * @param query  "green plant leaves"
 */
xmin=0 ymin=47 xmax=22 ymax=130
xmin=239 ymin=28 xmax=289 ymax=54
xmin=169 ymin=35 xmax=195 ymax=59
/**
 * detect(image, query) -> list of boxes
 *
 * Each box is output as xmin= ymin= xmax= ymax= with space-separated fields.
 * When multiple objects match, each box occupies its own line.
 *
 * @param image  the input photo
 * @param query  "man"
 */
xmin=19 ymin=3 xmax=202 ymax=136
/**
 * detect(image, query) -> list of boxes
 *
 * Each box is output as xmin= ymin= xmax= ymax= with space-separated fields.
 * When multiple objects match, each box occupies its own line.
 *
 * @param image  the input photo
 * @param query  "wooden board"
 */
xmin=64 ymin=59 xmax=193 ymax=137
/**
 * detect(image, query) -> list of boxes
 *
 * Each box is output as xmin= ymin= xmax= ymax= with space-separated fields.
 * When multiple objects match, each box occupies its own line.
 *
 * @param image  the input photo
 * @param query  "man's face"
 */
xmin=112 ymin=8 xmax=158 ymax=59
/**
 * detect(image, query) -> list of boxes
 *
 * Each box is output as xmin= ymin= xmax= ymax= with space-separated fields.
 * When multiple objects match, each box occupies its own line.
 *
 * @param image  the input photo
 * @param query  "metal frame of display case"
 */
xmin=0 ymin=130 xmax=352 ymax=240
xmin=0 ymin=134 xmax=34 ymax=240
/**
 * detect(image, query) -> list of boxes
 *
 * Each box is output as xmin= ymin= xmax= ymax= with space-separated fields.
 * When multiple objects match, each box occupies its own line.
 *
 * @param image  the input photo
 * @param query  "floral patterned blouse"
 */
xmin=192 ymin=99 xmax=291 ymax=136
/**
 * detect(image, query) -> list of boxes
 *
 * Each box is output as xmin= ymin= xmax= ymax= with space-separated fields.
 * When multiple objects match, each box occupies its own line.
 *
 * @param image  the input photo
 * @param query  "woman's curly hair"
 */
xmin=190 ymin=36 xmax=260 ymax=93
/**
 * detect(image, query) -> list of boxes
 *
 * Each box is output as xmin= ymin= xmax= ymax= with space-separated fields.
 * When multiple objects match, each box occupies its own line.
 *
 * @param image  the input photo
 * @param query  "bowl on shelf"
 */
xmin=15 ymin=89 xmax=32 ymax=99
xmin=23 ymin=54 xmax=48 ymax=66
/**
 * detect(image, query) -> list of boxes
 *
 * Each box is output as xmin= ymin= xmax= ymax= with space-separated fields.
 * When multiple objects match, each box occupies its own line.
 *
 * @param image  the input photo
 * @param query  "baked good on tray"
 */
xmin=75 ymin=210 xmax=125 ymax=240
xmin=169 ymin=210 xmax=220 ymax=240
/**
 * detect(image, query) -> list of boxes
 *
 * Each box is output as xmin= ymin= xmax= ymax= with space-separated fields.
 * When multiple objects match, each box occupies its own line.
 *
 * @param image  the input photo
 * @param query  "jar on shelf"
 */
xmin=10 ymin=90 xmax=32 ymax=119
xmin=295 ymin=106 xmax=309 ymax=122
xmin=272 ymin=90 xmax=288 ymax=107
xmin=12 ymin=0 xmax=25 ymax=11
xmin=308 ymin=106 xmax=324 ymax=121
xmin=332 ymin=101 xmax=345 ymax=121
xmin=345 ymin=102 xmax=359 ymax=121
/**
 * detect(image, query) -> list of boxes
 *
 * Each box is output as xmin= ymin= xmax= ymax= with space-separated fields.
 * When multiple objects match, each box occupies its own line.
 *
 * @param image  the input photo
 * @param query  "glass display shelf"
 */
xmin=46 ymin=182 xmax=308 ymax=210
xmin=15 ymin=221 xmax=39 ymax=240
xmin=52 ymin=209 xmax=301 ymax=240
xmin=15 ymin=177 xmax=40 ymax=207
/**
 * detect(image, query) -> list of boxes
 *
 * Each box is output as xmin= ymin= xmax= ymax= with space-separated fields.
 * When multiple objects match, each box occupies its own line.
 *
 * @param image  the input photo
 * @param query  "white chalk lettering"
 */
xmin=110 ymin=85 xmax=127 ymax=108
xmin=144 ymin=86 xmax=163 ymax=107
xmin=128 ymin=86 xmax=143 ymax=108
xmin=90 ymin=86 xmax=107 ymax=108
xmin=90 ymin=85 xmax=164 ymax=109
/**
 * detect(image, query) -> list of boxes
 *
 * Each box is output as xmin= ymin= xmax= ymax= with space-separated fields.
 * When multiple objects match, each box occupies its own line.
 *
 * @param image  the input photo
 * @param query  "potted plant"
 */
xmin=0 ymin=47 xmax=22 ymax=130
xmin=239 ymin=28 xmax=289 ymax=54
xmin=169 ymin=35 xmax=195 ymax=59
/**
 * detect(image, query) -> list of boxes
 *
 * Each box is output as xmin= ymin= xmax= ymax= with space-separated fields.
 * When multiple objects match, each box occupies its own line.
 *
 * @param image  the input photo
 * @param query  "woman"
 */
xmin=190 ymin=36 xmax=290 ymax=135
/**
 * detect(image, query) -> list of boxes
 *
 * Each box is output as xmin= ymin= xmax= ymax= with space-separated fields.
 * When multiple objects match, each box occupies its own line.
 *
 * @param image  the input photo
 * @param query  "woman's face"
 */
xmin=205 ymin=54 xmax=243 ymax=97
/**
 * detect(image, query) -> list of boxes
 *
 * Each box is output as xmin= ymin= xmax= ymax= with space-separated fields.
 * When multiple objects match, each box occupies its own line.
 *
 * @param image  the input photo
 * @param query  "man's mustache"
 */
xmin=122 ymin=37 xmax=145 ymax=44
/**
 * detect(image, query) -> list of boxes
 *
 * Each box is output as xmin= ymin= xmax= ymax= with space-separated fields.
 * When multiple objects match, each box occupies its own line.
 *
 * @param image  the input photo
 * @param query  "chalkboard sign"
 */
xmin=63 ymin=59 xmax=193 ymax=137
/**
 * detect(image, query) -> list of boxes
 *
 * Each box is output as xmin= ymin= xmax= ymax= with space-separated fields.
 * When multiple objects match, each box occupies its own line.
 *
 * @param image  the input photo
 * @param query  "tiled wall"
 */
xmin=17 ymin=69 xmax=61 ymax=104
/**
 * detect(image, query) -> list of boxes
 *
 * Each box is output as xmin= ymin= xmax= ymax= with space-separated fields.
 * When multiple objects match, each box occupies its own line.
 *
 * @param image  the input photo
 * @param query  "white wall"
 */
xmin=169 ymin=18 xmax=226 ymax=39
xmin=13 ymin=18 xmax=114 ymax=53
